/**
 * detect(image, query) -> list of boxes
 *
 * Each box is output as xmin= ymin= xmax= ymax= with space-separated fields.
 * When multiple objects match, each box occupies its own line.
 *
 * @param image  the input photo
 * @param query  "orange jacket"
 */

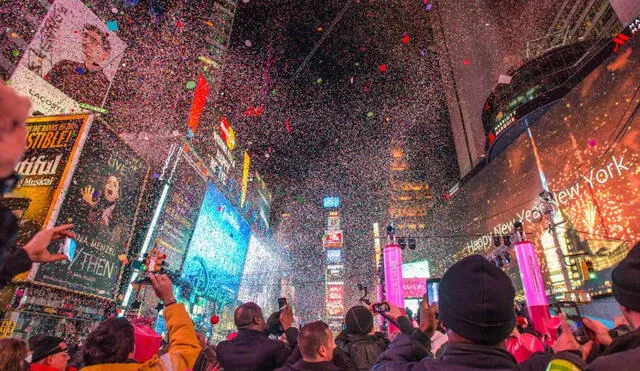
xmin=81 ymin=303 xmax=201 ymax=371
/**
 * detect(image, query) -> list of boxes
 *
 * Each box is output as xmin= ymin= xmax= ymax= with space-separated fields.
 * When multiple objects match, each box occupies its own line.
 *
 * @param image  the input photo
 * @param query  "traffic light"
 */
xmin=493 ymin=236 xmax=502 ymax=247
xmin=503 ymin=235 xmax=512 ymax=247
xmin=585 ymin=260 xmax=597 ymax=280
xmin=408 ymin=238 xmax=416 ymax=250
xmin=397 ymin=237 xmax=407 ymax=249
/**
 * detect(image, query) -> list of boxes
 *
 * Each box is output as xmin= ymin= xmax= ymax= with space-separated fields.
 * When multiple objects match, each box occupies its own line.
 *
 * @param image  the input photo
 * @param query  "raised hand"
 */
xmin=80 ymin=185 xmax=97 ymax=207
xmin=23 ymin=224 xmax=76 ymax=263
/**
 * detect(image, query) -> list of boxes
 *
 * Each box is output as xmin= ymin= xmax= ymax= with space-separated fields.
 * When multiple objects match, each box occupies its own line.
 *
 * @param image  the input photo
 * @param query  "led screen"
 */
xmin=323 ymin=196 xmax=340 ymax=209
xmin=181 ymin=182 xmax=251 ymax=310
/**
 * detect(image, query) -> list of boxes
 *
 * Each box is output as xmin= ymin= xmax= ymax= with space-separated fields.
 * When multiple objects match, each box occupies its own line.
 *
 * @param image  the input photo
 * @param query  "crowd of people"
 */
xmin=2 ymin=84 xmax=640 ymax=370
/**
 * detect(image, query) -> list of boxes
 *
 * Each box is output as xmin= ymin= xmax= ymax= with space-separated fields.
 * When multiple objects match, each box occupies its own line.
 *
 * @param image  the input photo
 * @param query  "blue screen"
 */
xmin=181 ymin=183 xmax=251 ymax=309
xmin=323 ymin=196 xmax=340 ymax=208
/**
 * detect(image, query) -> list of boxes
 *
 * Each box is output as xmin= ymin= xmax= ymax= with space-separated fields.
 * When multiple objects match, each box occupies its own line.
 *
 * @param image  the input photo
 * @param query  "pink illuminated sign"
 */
xmin=403 ymin=278 xmax=427 ymax=298
xmin=514 ymin=241 xmax=548 ymax=306
xmin=384 ymin=244 xmax=405 ymax=309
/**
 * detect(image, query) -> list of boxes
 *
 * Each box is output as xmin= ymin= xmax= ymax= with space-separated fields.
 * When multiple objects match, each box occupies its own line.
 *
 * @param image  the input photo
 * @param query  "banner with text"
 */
xmin=34 ymin=121 xmax=148 ymax=299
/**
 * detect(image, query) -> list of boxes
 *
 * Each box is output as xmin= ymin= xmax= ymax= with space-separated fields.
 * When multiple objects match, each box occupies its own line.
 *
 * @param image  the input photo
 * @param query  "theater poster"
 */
xmin=1 ymin=115 xmax=91 ymax=248
xmin=9 ymin=0 xmax=127 ymax=115
xmin=34 ymin=121 xmax=149 ymax=300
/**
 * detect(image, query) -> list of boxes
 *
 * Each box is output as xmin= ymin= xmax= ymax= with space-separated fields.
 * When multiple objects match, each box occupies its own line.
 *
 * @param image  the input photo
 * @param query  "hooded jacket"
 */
xmin=215 ymin=327 xmax=299 ymax=371
xmin=80 ymin=303 xmax=200 ymax=371
xmin=587 ymin=329 xmax=640 ymax=371
xmin=334 ymin=331 xmax=388 ymax=370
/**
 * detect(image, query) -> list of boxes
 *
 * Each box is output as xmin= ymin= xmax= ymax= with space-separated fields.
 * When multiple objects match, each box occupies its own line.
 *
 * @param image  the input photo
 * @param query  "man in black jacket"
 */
xmin=372 ymin=255 xmax=584 ymax=371
xmin=583 ymin=243 xmax=640 ymax=371
xmin=335 ymin=305 xmax=389 ymax=370
xmin=276 ymin=321 xmax=340 ymax=371
xmin=0 ymin=83 xmax=75 ymax=289
xmin=216 ymin=302 xmax=299 ymax=371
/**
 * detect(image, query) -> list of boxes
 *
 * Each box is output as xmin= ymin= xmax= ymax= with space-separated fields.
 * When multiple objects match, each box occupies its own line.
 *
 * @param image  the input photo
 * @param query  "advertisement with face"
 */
xmin=181 ymin=182 xmax=251 ymax=312
xmin=34 ymin=120 xmax=148 ymax=299
xmin=1 ymin=115 xmax=90 ymax=247
xmin=9 ymin=0 xmax=127 ymax=114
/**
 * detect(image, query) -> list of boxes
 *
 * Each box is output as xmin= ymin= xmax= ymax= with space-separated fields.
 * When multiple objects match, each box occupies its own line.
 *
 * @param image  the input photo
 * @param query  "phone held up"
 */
xmin=59 ymin=237 xmax=77 ymax=262
xmin=426 ymin=277 xmax=441 ymax=305
xmin=372 ymin=302 xmax=390 ymax=314
xmin=550 ymin=301 xmax=590 ymax=344
xmin=278 ymin=297 xmax=288 ymax=312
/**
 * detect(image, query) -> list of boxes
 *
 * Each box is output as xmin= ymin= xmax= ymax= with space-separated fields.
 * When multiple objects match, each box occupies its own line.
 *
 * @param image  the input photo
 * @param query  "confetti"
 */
xmin=185 ymin=80 xmax=197 ymax=89
xmin=106 ymin=20 xmax=119 ymax=31
xmin=245 ymin=40 xmax=253 ymax=47
xmin=378 ymin=64 xmax=387 ymax=72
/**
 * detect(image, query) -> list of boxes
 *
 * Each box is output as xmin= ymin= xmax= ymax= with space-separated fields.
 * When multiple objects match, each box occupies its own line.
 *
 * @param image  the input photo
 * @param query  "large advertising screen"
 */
xmin=237 ymin=235 xmax=284 ymax=315
xmin=9 ymin=0 xmax=127 ymax=114
xmin=151 ymin=151 xmax=208 ymax=272
xmin=1 ymin=115 xmax=90 ymax=247
xmin=34 ymin=120 xmax=149 ymax=299
xmin=181 ymin=182 xmax=251 ymax=310
xmin=437 ymin=35 xmax=640 ymax=296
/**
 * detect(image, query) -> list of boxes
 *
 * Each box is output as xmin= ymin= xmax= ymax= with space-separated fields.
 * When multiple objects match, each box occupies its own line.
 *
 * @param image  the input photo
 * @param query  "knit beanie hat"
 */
xmin=612 ymin=242 xmax=640 ymax=312
xmin=31 ymin=336 xmax=67 ymax=363
xmin=345 ymin=305 xmax=373 ymax=335
xmin=438 ymin=255 xmax=516 ymax=345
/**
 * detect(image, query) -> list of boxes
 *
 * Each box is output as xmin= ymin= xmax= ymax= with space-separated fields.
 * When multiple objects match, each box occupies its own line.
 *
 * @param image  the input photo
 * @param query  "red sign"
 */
xmin=324 ymin=230 xmax=343 ymax=248
xmin=219 ymin=116 xmax=236 ymax=150
xmin=403 ymin=278 xmax=427 ymax=298
xmin=187 ymin=74 xmax=210 ymax=133
xmin=326 ymin=283 xmax=344 ymax=316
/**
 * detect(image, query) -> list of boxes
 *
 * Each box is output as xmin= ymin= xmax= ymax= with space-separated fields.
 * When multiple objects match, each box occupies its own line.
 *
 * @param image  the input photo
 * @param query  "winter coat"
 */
xmin=284 ymin=345 xmax=357 ymax=371
xmin=275 ymin=360 xmax=342 ymax=371
xmin=0 ymin=204 xmax=32 ymax=289
xmin=30 ymin=364 xmax=77 ymax=371
xmin=372 ymin=333 xmax=519 ymax=371
xmin=193 ymin=345 xmax=220 ymax=371
xmin=80 ymin=303 xmax=201 ymax=371
xmin=334 ymin=331 xmax=389 ymax=370
xmin=587 ymin=329 xmax=640 ymax=371
xmin=215 ymin=327 xmax=299 ymax=371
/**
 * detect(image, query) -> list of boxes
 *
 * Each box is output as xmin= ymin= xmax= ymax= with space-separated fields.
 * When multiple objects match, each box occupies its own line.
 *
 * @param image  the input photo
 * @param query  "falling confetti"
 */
xmin=378 ymin=64 xmax=387 ymax=72
xmin=106 ymin=20 xmax=119 ymax=31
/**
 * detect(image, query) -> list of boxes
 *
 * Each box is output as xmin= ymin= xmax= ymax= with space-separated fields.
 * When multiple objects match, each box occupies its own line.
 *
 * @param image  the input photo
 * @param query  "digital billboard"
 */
xmin=181 ymin=182 xmax=251 ymax=311
xmin=9 ymin=0 xmax=127 ymax=114
xmin=324 ymin=230 xmax=343 ymax=248
xmin=437 ymin=35 xmax=640 ymax=299
xmin=323 ymin=196 xmax=340 ymax=209
xmin=326 ymin=283 xmax=344 ymax=317
xmin=34 ymin=120 xmax=149 ymax=299
xmin=326 ymin=249 xmax=342 ymax=265
xmin=151 ymin=152 xmax=208 ymax=271
xmin=237 ymin=235 xmax=284 ymax=315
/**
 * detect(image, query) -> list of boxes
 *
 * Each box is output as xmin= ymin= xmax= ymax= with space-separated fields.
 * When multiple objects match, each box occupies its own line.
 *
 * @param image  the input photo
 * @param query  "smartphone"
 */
xmin=552 ymin=301 xmax=590 ymax=344
xmin=427 ymin=278 xmax=441 ymax=305
xmin=278 ymin=297 xmax=287 ymax=311
xmin=60 ymin=237 xmax=77 ymax=262
xmin=372 ymin=302 xmax=390 ymax=313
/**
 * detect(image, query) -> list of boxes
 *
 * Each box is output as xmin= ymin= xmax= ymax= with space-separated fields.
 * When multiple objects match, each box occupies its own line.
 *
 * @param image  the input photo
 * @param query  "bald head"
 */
xmin=234 ymin=302 xmax=265 ymax=331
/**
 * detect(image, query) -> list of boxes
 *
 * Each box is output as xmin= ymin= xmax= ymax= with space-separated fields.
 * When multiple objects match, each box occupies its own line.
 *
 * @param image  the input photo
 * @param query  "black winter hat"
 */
xmin=612 ymin=242 xmax=640 ymax=312
xmin=31 ymin=336 xmax=67 ymax=363
xmin=438 ymin=255 xmax=516 ymax=345
xmin=345 ymin=305 xmax=373 ymax=335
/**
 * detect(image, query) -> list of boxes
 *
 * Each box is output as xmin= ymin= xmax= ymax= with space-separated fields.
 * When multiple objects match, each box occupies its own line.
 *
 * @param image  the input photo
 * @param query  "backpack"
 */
xmin=339 ymin=335 xmax=388 ymax=370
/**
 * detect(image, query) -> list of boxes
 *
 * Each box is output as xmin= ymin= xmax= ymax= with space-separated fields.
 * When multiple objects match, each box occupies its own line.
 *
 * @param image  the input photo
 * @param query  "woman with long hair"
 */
xmin=0 ymin=338 xmax=28 ymax=371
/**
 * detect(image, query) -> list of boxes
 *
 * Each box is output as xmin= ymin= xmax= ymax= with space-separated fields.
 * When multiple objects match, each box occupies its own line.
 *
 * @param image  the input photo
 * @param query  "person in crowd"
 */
xmin=0 ymin=337 xmax=28 ymax=371
xmin=193 ymin=331 xmax=220 ymax=371
xmin=276 ymin=321 xmax=339 ymax=371
xmin=81 ymin=273 xmax=200 ymax=371
xmin=427 ymin=304 xmax=448 ymax=359
xmin=28 ymin=336 xmax=70 ymax=371
xmin=0 ymin=83 xmax=76 ymax=289
xmin=334 ymin=305 xmax=389 ymax=370
xmin=215 ymin=302 xmax=298 ymax=371
xmin=576 ymin=243 xmax=640 ymax=370
xmin=27 ymin=335 xmax=45 ymax=362
xmin=372 ymin=255 xmax=584 ymax=370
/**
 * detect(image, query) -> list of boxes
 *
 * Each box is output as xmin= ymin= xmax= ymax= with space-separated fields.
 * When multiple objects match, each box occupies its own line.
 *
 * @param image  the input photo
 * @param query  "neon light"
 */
xmin=515 ymin=241 xmax=550 ymax=335
xmin=383 ymin=244 xmax=405 ymax=309
xmin=79 ymin=102 xmax=108 ymax=114
xmin=122 ymin=183 xmax=169 ymax=306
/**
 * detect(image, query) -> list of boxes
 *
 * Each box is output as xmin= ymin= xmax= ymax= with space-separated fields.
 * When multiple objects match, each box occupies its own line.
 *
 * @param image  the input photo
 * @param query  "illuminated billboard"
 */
xmin=326 ymin=283 xmax=344 ymax=317
xmin=323 ymin=196 xmax=340 ymax=209
xmin=237 ymin=235 xmax=283 ymax=315
xmin=324 ymin=230 xmax=343 ymax=248
xmin=326 ymin=249 xmax=342 ymax=265
xmin=181 ymin=182 xmax=251 ymax=309
xmin=437 ymin=35 xmax=640 ymax=297
xmin=34 ymin=120 xmax=149 ymax=299
xmin=10 ymin=0 xmax=127 ymax=114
